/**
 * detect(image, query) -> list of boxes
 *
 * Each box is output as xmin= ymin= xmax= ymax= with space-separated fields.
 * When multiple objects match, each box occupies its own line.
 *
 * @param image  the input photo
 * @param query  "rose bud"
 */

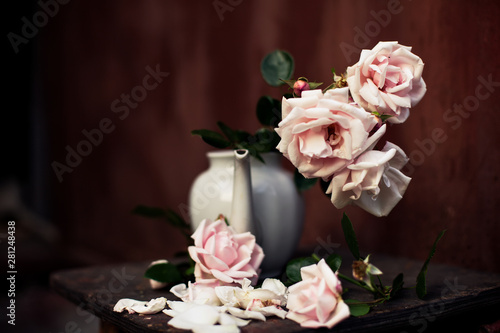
xmin=293 ymin=79 xmax=310 ymax=97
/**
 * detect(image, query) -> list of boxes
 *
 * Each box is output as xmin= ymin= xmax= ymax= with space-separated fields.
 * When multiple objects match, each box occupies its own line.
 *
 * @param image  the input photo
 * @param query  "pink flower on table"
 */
xmin=188 ymin=218 xmax=264 ymax=286
xmin=326 ymin=142 xmax=411 ymax=217
xmin=286 ymin=259 xmax=350 ymax=329
xmin=346 ymin=41 xmax=426 ymax=124
xmin=276 ymin=88 xmax=386 ymax=179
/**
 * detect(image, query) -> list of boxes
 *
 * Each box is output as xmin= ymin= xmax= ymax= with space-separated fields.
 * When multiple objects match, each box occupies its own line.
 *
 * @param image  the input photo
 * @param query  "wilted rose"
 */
xmin=346 ymin=41 xmax=426 ymax=124
xmin=276 ymin=88 xmax=386 ymax=179
xmin=188 ymin=218 xmax=264 ymax=286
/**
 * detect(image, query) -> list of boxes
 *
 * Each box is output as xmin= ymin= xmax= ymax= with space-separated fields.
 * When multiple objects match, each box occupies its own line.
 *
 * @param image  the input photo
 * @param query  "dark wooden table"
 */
xmin=50 ymin=255 xmax=500 ymax=333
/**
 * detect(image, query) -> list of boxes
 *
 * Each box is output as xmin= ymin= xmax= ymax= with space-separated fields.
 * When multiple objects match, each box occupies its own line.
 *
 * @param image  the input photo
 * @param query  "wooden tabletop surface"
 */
xmin=50 ymin=255 xmax=500 ymax=332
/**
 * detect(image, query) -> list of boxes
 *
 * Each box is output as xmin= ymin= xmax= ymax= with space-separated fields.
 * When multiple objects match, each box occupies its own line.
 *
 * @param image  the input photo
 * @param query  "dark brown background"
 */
xmin=9 ymin=0 xmax=500 ymax=274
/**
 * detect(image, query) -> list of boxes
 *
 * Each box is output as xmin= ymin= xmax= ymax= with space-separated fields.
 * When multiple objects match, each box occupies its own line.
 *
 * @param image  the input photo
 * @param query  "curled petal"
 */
xmin=113 ymin=297 xmax=166 ymax=315
xmin=226 ymin=307 xmax=267 ymax=321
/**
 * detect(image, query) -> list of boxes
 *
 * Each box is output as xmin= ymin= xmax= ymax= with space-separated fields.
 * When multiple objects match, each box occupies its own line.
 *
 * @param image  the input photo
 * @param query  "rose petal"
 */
xmin=226 ymin=307 xmax=267 ymax=321
xmin=113 ymin=298 xmax=148 ymax=314
xmin=113 ymin=298 xmax=167 ymax=315
xmin=167 ymin=304 xmax=220 ymax=330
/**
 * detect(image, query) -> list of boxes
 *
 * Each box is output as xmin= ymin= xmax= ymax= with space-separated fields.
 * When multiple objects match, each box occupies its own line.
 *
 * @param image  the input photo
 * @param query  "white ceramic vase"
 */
xmin=188 ymin=150 xmax=305 ymax=277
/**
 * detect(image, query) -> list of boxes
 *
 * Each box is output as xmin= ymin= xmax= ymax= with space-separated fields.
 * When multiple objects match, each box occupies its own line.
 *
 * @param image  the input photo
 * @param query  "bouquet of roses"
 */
xmin=278 ymin=41 xmax=426 ymax=217
xmin=192 ymin=41 xmax=426 ymax=217
xmin=117 ymin=42 xmax=446 ymax=333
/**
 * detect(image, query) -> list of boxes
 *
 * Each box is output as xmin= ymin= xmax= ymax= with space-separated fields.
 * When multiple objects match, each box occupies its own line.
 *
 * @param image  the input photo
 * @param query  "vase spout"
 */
xmin=230 ymin=149 xmax=257 ymax=237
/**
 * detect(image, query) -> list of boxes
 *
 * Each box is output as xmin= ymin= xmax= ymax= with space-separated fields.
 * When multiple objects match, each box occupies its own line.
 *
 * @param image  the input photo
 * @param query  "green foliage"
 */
xmin=144 ymin=262 xmax=183 ymax=284
xmin=260 ymin=50 xmax=294 ymax=87
xmin=390 ymin=273 xmax=404 ymax=298
xmin=256 ymin=96 xmax=281 ymax=127
xmin=326 ymin=253 xmax=342 ymax=272
xmin=341 ymin=213 xmax=361 ymax=260
xmin=344 ymin=299 xmax=371 ymax=316
xmin=191 ymin=129 xmax=231 ymax=149
xmin=131 ymin=205 xmax=167 ymax=218
xmin=371 ymin=111 xmax=393 ymax=122
xmin=416 ymin=230 xmax=446 ymax=299
xmin=285 ymin=257 xmax=316 ymax=285
xmin=132 ymin=205 xmax=191 ymax=244
xmin=293 ymin=169 xmax=318 ymax=192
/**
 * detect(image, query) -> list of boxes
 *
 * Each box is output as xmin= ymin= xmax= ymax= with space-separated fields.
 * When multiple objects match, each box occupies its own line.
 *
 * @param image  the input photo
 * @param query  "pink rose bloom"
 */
xmin=286 ymin=259 xmax=350 ymax=329
xmin=188 ymin=218 xmax=264 ymax=286
xmin=346 ymin=41 xmax=426 ymax=124
xmin=326 ymin=142 xmax=411 ymax=217
xmin=276 ymin=88 xmax=386 ymax=179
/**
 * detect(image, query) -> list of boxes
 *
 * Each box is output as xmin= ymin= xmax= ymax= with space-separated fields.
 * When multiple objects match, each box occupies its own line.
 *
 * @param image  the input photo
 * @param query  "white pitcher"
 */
xmin=188 ymin=149 xmax=304 ymax=277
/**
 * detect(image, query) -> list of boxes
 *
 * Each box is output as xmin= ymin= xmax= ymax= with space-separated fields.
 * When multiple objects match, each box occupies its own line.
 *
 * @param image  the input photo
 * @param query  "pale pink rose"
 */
xmin=326 ymin=142 xmax=411 ymax=217
xmin=346 ymin=41 xmax=426 ymax=124
xmin=276 ymin=88 xmax=386 ymax=179
xmin=188 ymin=218 xmax=264 ymax=286
xmin=286 ymin=259 xmax=350 ymax=329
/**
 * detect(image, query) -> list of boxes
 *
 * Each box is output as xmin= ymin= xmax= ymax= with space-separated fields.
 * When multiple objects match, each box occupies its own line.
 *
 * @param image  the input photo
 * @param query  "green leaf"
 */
xmin=280 ymin=79 xmax=297 ymax=89
xmin=217 ymin=121 xmax=239 ymax=143
xmin=253 ymin=128 xmax=280 ymax=153
xmin=341 ymin=213 xmax=361 ymax=260
xmin=261 ymin=50 xmax=294 ymax=87
xmin=294 ymin=169 xmax=318 ymax=192
xmin=326 ymin=253 xmax=342 ymax=272
xmin=379 ymin=114 xmax=393 ymax=122
xmin=344 ymin=299 xmax=370 ymax=316
xmin=308 ymin=81 xmax=323 ymax=89
xmin=390 ymin=273 xmax=405 ymax=298
xmin=285 ymin=257 xmax=316 ymax=284
xmin=132 ymin=205 xmax=167 ymax=218
xmin=234 ymin=130 xmax=253 ymax=143
xmin=184 ymin=265 xmax=194 ymax=276
xmin=256 ymin=96 xmax=281 ymax=127
xmin=416 ymin=229 xmax=446 ymax=299
xmin=144 ymin=262 xmax=183 ymax=284
xmin=165 ymin=209 xmax=190 ymax=229
xmin=322 ymin=82 xmax=336 ymax=93
xmin=191 ymin=129 xmax=231 ymax=149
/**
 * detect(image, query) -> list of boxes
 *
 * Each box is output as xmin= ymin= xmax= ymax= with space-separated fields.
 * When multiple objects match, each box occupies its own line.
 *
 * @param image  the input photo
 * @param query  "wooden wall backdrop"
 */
xmin=41 ymin=0 xmax=500 ymax=272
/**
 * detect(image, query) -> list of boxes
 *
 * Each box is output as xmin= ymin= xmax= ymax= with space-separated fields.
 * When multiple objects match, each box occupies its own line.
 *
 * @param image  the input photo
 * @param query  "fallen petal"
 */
xmin=113 ymin=298 xmax=147 ymax=314
xmin=257 ymin=306 xmax=288 ymax=319
xmin=168 ymin=304 xmax=220 ymax=330
xmin=226 ymin=307 xmax=266 ymax=321
xmin=129 ymin=297 xmax=167 ymax=314
xmin=219 ymin=312 xmax=250 ymax=327
xmin=192 ymin=324 xmax=240 ymax=333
